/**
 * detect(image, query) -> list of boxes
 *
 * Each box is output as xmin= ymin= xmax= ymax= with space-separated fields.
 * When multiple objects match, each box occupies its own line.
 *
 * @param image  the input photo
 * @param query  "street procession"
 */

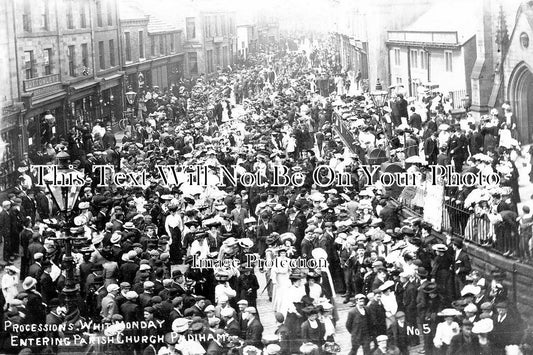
xmin=2 ymin=0 xmax=533 ymax=354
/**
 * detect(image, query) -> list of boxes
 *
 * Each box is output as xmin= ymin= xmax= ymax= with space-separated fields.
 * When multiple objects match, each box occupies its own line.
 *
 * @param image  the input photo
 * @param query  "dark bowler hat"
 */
xmin=422 ymin=282 xmax=438 ymax=294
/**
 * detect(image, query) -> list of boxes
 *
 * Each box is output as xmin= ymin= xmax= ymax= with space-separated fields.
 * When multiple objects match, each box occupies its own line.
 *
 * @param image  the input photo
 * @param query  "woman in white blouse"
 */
xmin=433 ymin=308 xmax=461 ymax=354
xmin=2 ymin=266 xmax=20 ymax=308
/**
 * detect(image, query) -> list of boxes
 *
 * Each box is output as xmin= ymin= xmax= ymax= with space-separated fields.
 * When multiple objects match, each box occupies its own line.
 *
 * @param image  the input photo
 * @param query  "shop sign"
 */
xmin=31 ymin=84 xmax=63 ymax=98
xmin=23 ymin=74 xmax=60 ymax=91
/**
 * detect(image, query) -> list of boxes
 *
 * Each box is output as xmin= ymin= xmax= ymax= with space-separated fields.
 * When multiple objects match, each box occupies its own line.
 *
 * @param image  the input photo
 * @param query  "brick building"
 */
xmin=386 ymin=0 xmax=478 ymax=107
xmin=0 ymin=0 xmax=23 ymax=190
xmin=177 ymin=1 xmax=236 ymax=77
xmin=332 ymin=0 xmax=436 ymax=89
xmin=6 ymin=0 xmax=124 ymax=170
xmin=120 ymin=0 xmax=185 ymax=91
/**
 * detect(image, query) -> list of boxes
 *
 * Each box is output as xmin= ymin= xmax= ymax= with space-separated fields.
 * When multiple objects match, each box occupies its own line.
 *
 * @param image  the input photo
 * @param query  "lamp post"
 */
xmin=44 ymin=151 xmax=87 ymax=327
xmin=125 ymin=88 xmax=137 ymax=130
xmin=370 ymin=82 xmax=390 ymax=135
xmin=370 ymin=81 xmax=391 ymax=160
xmin=125 ymin=89 xmax=137 ymax=107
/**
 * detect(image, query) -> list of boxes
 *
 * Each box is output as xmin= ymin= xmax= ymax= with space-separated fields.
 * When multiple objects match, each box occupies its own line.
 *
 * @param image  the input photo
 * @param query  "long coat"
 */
xmin=367 ymin=300 xmax=387 ymax=338
xmin=345 ymin=307 xmax=371 ymax=344
xmin=244 ymin=317 xmax=264 ymax=349
xmin=256 ymin=222 xmax=274 ymax=257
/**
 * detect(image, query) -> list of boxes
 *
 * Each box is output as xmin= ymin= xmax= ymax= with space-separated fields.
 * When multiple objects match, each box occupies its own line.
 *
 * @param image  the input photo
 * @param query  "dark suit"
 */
xmin=40 ymin=272 xmax=57 ymax=304
xmin=409 ymin=113 xmax=422 ymax=130
xmin=448 ymin=332 xmax=479 ymax=355
xmin=300 ymin=238 xmax=315 ymax=260
xmin=387 ymin=320 xmax=409 ymax=355
xmin=346 ymin=307 xmax=371 ymax=355
xmin=0 ymin=209 xmax=9 ymax=251
xmin=424 ymin=137 xmax=438 ymax=165
xmin=379 ymin=205 xmax=400 ymax=231
xmin=492 ymin=313 xmax=523 ymax=352
xmin=120 ymin=261 xmax=139 ymax=285
xmin=214 ymin=102 xmax=223 ymax=125
xmin=447 ymin=134 xmax=468 ymax=172
xmin=225 ymin=318 xmax=241 ymax=337
xmin=301 ymin=319 xmax=325 ymax=346
xmin=271 ymin=212 xmax=289 ymax=234
xmin=245 ymin=317 xmax=264 ymax=349
xmin=367 ymin=300 xmax=387 ymax=339
xmin=26 ymin=290 xmax=46 ymax=324
xmin=402 ymin=281 xmax=418 ymax=326
xmin=256 ymin=222 xmax=274 ymax=257
xmin=35 ymin=191 xmax=51 ymax=220
xmin=121 ymin=300 xmax=141 ymax=322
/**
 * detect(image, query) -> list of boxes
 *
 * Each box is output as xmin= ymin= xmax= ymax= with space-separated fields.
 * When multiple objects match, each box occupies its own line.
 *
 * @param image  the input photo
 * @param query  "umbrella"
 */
xmin=397 ymin=123 xmax=411 ymax=131
xmin=405 ymin=156 xmax=424 ymax=164
xmin=353 ymin=119 xmax=366 ymax=127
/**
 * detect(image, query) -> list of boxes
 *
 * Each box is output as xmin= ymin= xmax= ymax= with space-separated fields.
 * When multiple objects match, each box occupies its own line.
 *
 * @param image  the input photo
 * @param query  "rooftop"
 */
xmin=403 ymin=0 xmax=479 ymax=44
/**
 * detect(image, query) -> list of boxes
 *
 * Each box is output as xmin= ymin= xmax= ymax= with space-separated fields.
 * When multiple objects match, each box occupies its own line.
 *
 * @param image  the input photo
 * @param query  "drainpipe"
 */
xmin=89 ymin=1 xmax=96 ymax=81
xmin=407 ymin=46 xmax=412 ymax=97
xmin=115 ymin=0 xmax=123 ymax=126
xmin=11 ymin=0 xmax=24 ymax=157
xmin=55 ymin=0 xmax=66 ymax=136
xmin=386 ymin=43 xmax=391 ymax=88
xmin=512 ymin=262 xmax=517 ymax=306
xmin=427 ymin=50 xmax=431 ymax=83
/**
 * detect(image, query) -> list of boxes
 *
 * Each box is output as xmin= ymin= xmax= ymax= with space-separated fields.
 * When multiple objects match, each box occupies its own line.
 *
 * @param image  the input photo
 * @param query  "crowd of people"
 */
xmin=0 ymin=35 xmax=532 ymax=355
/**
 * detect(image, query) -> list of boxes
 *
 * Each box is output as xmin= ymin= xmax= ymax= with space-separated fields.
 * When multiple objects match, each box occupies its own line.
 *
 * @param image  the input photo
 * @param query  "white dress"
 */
xmin=2 ymin=273 xmax=19 ymax=306
xmin=222 ymin=102 xmax=230 ymax=123
xmin=271 ymin=256 xmax=292 ymax=313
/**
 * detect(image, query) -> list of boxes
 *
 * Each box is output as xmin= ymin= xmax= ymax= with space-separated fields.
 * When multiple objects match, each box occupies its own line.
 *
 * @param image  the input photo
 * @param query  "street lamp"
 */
xmin=370 ymin=82 xmax=391 ymax=152
xmin=370 ymin=90 xmax=389 ymax=109
xmin=43 ymin=151 xmax=87 ymax=331
xmin=125 ymin=90 xmax=137 ymax=105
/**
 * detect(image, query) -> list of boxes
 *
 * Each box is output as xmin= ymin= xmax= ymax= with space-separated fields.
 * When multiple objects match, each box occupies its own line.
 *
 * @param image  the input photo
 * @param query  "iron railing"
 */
xmin=443 ymin=201 xmax=528 ymax=261
xmin=449 ymin=89 xmax=467 ymax=110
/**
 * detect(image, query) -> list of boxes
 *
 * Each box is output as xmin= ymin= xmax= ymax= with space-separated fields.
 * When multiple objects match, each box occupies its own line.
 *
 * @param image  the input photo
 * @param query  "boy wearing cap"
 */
xmin=373 ymin=335 xmax=400 ymax=355
xmin=244 ymin=307 xmax=264 ymax=349
xmin=447 ymin=319 xmax=478 ymax=355
xmin=101 ymin=284 xmax=120 ymax=321
xmin=387 ymin=311 xmax=409 ymax=355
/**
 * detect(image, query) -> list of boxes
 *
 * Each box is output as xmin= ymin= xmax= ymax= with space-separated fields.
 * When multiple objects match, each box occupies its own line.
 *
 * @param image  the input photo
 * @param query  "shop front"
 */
xmin=100 ymin=73 xmax=124 ymax=128
xmin=68 ymin=80 xmax=100 ymax=132
xmin=0 ymin=107 xmax=23 ymax=191
xmin=24 ymin=92 xmax=66 ymax=163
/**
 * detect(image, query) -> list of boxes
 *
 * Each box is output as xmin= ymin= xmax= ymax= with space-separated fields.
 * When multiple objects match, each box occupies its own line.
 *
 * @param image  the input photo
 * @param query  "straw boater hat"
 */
xmin=437 ymin=308 xmax=462 ymax=317
xmin=238 ymin=238 xmax=254 ymax=249
xmin=22 ymin=277 xmax=37 ymax=290
xmin=280 ymin=232 xmax=296 ymax=244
